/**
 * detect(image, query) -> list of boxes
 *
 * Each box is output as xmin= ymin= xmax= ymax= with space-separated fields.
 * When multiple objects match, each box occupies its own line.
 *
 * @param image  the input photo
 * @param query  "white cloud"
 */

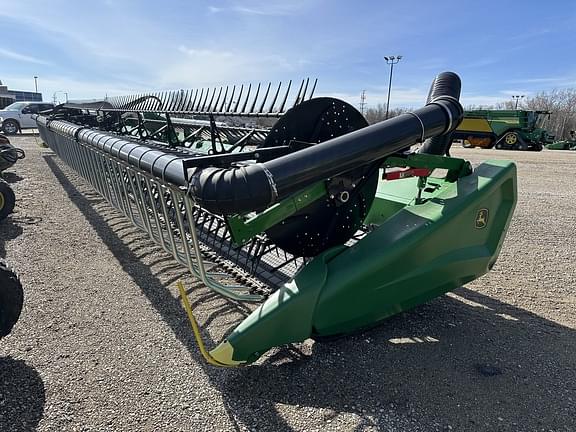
xmin=0 ymin=47 xmax=50 ymax=65
xmin=160 ymin=46 xmax=305 ymax=87
xmin=2 ymin=75 xmax=145 ymax=102
xmin=208 ymin=0 xmax=315 ymax=16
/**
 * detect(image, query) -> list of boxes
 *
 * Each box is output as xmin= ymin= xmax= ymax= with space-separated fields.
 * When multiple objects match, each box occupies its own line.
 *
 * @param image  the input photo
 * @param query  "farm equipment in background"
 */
xmin=0 ymin=134 xmax=24 ymax=220
xmin=0 ymin=259 xmax=24 ymax=339
xmin=453 ymin=109 xmax=554 ymax=151
xmin=0 ymin=133 xmax=25 ymax=338
xmin=546 ymin=130 xmax=576 ymax=150
xmin=35 ymin=72 xmax=517 ymax=366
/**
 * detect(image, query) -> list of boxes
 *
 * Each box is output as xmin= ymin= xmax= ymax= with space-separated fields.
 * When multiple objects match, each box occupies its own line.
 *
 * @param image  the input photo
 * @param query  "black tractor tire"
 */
xmin=0 ymin=259 xmax=24 ymax=338
xmin=2 ymin=119 xmax=20 ymax=135
xmin=0 ymin=180 xmax=15 ymax=221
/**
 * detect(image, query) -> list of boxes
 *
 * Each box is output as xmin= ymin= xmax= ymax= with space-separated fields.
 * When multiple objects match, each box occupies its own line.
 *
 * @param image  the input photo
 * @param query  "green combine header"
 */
xmin=546 ymin=130 xmax=576 ymax=150
xmin=34 ymin=72 xmax=517 ymax=366
xmin=453 ymin=109 xmax=554 ymax=151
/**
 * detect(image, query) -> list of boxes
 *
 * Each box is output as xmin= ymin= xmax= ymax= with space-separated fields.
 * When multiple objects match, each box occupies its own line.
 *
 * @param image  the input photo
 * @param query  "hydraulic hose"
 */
xmin=189 ymin=72 xmax=464 ymax=215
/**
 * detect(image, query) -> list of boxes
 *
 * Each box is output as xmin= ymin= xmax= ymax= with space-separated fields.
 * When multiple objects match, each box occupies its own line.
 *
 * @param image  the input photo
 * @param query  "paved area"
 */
xmin=1 ymin=134 xmax=575 ymax=431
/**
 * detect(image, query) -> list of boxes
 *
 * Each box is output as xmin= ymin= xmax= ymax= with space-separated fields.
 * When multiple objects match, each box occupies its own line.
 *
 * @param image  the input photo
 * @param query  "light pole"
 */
xmin=512 ymin=94 xmax=524 ymax=110
xmin=53 ymin=90 xmax=69 ymax=104
xmin=33 ymin=76 xmax=38 ymax=93
xmin=384 ymin=55 xmax=402 ymax=120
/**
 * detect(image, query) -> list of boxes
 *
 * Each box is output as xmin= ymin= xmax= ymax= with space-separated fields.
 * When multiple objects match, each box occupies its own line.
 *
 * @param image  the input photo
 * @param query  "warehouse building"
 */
xmin=0 ymin=80 xmax=42 ymax=109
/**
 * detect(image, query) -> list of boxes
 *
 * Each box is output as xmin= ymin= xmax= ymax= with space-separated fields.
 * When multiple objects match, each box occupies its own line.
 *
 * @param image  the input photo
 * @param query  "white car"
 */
xmin=0 ymin=101 xmax=55 ymax=134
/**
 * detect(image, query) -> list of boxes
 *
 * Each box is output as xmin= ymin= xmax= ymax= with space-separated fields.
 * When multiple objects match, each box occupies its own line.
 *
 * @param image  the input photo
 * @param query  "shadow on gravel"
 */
xmin=220 ymin=289 xmax=576 ymax=431
xmin=0 ymin=218 xmax=23 ymax=258
xmin=0 ymin=357 xmax=46 ymax=431
xmin=43 ymin=154 xmax=576 ymax=432
xmin=1 ymin=172 xmax=24 ymax=184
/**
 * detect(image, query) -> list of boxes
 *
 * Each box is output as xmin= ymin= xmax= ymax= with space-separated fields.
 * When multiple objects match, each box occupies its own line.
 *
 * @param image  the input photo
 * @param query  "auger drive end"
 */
xmin=35 ymin=72 xmax=517 ymax=366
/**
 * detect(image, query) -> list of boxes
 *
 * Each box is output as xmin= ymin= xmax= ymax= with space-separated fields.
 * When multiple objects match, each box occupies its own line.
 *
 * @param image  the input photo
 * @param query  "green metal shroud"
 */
xmin=209 ymin=159 xmax=517 ymax=365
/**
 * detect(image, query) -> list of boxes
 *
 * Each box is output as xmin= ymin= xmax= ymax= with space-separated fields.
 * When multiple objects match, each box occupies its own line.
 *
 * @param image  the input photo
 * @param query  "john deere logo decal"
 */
xmin=475 ymin=209 xmax=489 ymax=229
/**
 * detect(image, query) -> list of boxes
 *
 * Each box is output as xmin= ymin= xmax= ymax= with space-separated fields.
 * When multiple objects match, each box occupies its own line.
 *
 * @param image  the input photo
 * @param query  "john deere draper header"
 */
xmin=35 ymin=72 xmax=517 ymax=366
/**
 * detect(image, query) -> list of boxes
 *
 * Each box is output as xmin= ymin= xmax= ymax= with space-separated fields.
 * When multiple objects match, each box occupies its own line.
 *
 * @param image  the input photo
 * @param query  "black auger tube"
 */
xmin=190 ymin=72 xmax=464 ymax=215
xmin=419 ymin=72 xmax=462 ymax=155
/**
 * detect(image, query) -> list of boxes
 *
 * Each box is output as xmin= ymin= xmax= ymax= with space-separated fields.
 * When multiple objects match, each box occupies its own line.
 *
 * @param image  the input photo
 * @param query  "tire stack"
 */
xmin=0 ymin=133 xmax=24 ymax=338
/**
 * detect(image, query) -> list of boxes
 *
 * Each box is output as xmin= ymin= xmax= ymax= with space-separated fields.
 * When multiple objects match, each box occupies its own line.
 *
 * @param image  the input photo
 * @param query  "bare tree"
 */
xmin=364 ymin=104 xmax=409 ymax=124
xmin=523 ymin=89 xmax=576 ymax=139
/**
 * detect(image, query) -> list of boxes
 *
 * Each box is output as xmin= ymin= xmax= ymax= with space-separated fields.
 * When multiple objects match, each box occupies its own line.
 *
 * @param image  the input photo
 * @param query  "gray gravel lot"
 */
xmin=0 ymin=134 xmax=575 ymax=431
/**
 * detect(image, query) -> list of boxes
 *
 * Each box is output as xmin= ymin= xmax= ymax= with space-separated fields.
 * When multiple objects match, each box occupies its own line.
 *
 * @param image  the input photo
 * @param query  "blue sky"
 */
xmin=1 ymin=0 xmax=575 ymax=108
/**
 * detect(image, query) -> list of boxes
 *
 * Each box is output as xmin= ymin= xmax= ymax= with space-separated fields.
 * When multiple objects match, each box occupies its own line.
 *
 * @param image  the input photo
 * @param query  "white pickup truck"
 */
xmin=0 ymin=101 xmax=54 ymax=134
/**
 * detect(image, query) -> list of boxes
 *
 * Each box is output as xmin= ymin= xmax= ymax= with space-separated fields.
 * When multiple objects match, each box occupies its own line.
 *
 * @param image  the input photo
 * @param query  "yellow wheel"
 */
xmin=504 ymin=132 xmax=518 ymax=145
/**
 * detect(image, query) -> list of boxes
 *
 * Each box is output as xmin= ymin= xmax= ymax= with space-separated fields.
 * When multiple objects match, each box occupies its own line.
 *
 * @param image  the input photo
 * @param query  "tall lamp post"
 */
xmin=33 ymin=76 xmax=38 ymax=93
xmin=512 ymin=94 xmax=524 ymax=109
xmin=384 ymin=55 xmax=402 ymax=119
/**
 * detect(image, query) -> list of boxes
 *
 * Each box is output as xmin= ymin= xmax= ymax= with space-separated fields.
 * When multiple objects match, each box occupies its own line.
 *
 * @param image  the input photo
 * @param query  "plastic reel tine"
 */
xmin=212 ymin=87 xmax=223 ymax=112
xmin=183 ymin=89 xmax=192 ymax=111
xmin=140 ymin=93 xmax=149 ymax=111
xmin=206 ymin=87 xmax=218 ymax=112
xmin=258 ymin=82 xmax=272 ymax=113
xmin=308 ymin=78 xmax=318 ymax=100
xmin=170 ymin=91 xmax=179 ymax=111
xmin=162 ymin=92 xmax=170 ymax=111
xmin=278 ymin=80 xmax=292 ymax=113
xmin=299 ymin=78 xmax=310 ymax=105
xmin=226 ymin=86 xmax=236 ymax=112
xmin=195 ymin=89 xmax=203 ymax=112
xmin=152 ymin=92 xmax=160 ymax=112
xmin=293 ymin=79 xmax=305 ymax=108
xmin=234 ymin=85 xmax=244 ymax=113
xmin=195 ymin=88 xmax=205 ymax=111
xmin=151 ymin=93 xmax=161 ymax=112
xmin=179 ymin=90 xmax=189 ymax=111
xmin=165 ymin=92 xmax=175 ymax=111
xmin=249 ymin=83 xmax=261 ymax=113
xmin=267 ymin=82 xmax=282 ymax=113
xmin=138 ymin=94 xmax=146 ymax=110
xmin=240 ymin=84 xmax=252 ymax=113
xmin=200 ymin=88 xmax=211 ymax=112
xmin=190 ymin=88 xmax=200 ymax=111
xmin=172 ymin=91 xmax=182 ymax=111
xmin=151 ymin=92 xmax=162 ymax=111
xmin=218 ymin=86 xmax=229 ymax=113
xmin=176 ymin=91 xmax=185 ymax=111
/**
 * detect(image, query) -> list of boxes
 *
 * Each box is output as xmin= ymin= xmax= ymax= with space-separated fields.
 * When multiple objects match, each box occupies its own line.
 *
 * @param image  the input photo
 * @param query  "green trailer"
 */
xmin=453 ymin=110 xmax=554 ymax=151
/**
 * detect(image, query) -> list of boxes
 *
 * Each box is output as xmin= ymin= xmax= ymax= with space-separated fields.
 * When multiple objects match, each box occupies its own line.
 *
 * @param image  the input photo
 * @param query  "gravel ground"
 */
xmin=0 ymin=134 xmax=575 ymax=432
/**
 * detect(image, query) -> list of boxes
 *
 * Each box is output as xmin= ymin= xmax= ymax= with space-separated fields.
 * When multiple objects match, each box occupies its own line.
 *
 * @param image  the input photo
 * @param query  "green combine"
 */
xmin=35 ymin=72 xmax=517 ymax=366
xmin=453 ymin=109 xmax=554 ymax=151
